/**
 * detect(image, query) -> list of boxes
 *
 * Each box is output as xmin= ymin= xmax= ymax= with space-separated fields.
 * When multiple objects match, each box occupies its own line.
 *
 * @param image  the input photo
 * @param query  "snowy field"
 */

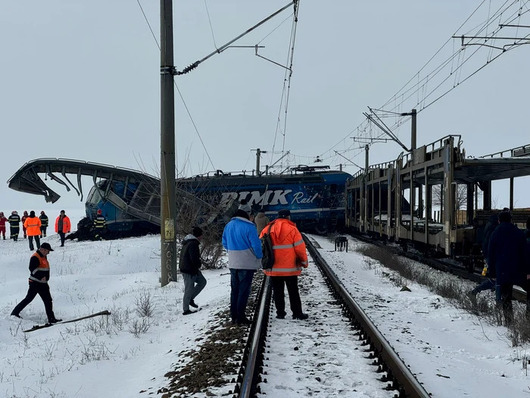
xmin=1 ymin=229 xmax=530 ymax=397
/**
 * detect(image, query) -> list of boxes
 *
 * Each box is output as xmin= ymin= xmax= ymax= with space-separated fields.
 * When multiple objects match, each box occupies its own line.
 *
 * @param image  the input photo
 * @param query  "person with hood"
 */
xmin=55 ymin=210 xmax=71 ymax=247
xmin=21 ymin=210 xmax=29 ymax=238
xmin=0 ymin=212 xmax=8 ymax=240
xmin=260 ymin=209 xmax=309 ymax=320
xmin=39 ymin=211 xmax=49 ymax=237
xmin=8 ymin=211 xmax=20 ymax=241
xmin=488 ymin=210 xmax=525 ymax=325
xmin=24 ymin=211 xmax=42 ymax=251
xmin=254 ymin=211 xmax=270 ymax=235
xmin=222 ymin=201 xmax=263 ymax=325
xmin=179 ymin=226 xmax=207 ymax=315
xmin=11 ymin=242 xmax=62 ymax=324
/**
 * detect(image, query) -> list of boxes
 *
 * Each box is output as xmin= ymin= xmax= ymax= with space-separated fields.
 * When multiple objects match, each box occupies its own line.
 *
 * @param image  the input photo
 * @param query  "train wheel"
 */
xmin=314 ymin=222 xmax=328 ymax=235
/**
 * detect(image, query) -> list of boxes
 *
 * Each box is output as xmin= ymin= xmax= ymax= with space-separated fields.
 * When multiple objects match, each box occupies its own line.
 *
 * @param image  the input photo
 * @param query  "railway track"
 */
xmin=351 ymin=232 xmax=528 ymax=302
xmin=233 ymin=235 xmax=431 ymax=398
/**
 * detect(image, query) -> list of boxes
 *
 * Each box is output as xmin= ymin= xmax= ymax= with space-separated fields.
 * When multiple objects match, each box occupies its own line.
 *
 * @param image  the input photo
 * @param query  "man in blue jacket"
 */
xmin=222 ymin=202 xmax=263 ymax=325
xmin=488 ymin=210 xmax=525 ymax=325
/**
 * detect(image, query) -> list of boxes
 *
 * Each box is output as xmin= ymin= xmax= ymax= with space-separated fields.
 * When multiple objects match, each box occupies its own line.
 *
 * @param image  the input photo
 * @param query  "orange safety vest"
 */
xmin=24 ymin=217 xmax=41 ymax=237
xmin=55 ymin=215 xmax=71 ymax=233
xmin=29 ymin=252 xmax=50 ymax=283
xmin=260 ymin=218 xmax=308 ymax=277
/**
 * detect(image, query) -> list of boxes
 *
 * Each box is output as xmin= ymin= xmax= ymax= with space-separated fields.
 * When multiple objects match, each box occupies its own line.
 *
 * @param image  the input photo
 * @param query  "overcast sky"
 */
xmin=2 ymin=1 xmax=529 ymax=214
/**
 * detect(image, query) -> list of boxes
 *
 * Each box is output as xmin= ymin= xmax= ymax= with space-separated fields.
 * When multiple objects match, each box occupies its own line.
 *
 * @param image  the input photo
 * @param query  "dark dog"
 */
xmin=334 ymin=236 xmax=348 ymax=252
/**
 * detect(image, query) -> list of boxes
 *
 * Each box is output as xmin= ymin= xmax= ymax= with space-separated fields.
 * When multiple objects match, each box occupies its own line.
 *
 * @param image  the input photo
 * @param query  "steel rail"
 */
xmin=236 ymin=275 xmax=272 ymax=398
xmin=353 ymin=232 xmax=528 ymax=304
xmin=304 ymin=235 xmax=432 ymax=398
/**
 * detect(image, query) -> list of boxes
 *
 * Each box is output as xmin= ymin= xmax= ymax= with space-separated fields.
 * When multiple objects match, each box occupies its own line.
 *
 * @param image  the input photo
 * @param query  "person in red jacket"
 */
xmin=260 ymin=209 xmax=309 ymax=320
xmin=0 ymin=212 xmax=8 ymax=240
xmin=21 ymin=210 xmax=29 ymax=238
xmin=55 ymin=210 xmax=71 ymax=247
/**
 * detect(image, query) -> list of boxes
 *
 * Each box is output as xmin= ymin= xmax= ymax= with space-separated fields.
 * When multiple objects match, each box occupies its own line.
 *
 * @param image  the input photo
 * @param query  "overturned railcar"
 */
xmin=345 ymin=135 xmax=530 ymax=257
xmin=8 ymin=159 xmax=350 ymax=235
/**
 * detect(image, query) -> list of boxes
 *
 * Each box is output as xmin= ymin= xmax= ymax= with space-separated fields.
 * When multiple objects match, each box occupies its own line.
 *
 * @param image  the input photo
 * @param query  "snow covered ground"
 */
xmin=1 ymin=228 xmax=530 ymax=397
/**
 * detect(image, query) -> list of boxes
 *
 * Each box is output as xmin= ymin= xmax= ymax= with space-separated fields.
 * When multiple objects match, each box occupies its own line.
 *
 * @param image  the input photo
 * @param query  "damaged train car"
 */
xmin=7 ymin=159 xmax=350 ymax=238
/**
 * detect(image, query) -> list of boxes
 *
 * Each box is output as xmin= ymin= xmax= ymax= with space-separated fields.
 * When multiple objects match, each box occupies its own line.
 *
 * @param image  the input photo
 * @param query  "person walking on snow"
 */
xmin=222 ymin=201 xmax=263 ymax=325
xmin=488 ymin=210 xmax=525 ymax=325
xmin=0 ymin=212 xmax=8 ymax=240
xmin=8 ymin=211 xmax=20 ymax=241
xmin=55 ymin=210 xmax=71 ymax=247
xmin=11 ymin=242 xmax=62 ymax=324
xmin=24 ymin=211 xmax=41 ymax=251
xmin=92 ymin=209 xmax=107 ymax=240
xmin=260 ymin=209 xmax=309 ymax=320
xmin=469 ymin=213 xmax=500 ymax=298
xmin=21 ymin=210 xmax=28 ymax=239
xmin=179 ymin=226 xmax=207 ymax=315
xmin=39 ymin=211 xmax=49 ymax=237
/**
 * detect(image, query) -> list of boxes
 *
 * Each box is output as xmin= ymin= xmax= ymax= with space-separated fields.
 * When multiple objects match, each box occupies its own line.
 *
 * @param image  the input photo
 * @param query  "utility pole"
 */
xmin=253 ymin=148 xmax=267 ymax=176
xmin=160 ymin=0 xmax=176 ymax=287
xmin=400 ymin=109 xmax=417 ymax=242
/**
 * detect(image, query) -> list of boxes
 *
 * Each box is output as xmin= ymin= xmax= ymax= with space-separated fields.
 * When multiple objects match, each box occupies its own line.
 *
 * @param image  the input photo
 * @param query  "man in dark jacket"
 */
xmin=488 ymin=210 xmax=525 ymax=325
xmin=11 ymin=242 xmax=62 ymax=323
xmin=39 ymin=211 xmax=49 ymax=237
xmin=8 ymin=211 xmax=20 ymax=241
xmin=179 ymin=227 xmax=207 ymax=315
xmin=92 ymin=209 xmax=107 ymax=240
xmin=524 ymin=218 xmax=530 ymax=316
xmin=469 ymin=213 xmax=499 ymax=298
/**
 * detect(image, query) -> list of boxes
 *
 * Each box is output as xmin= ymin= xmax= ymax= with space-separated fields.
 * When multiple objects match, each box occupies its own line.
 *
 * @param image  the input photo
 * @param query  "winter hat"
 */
xmin=192 ymin=226 xmax=203 ymax=238
xmin=238 ymin=200 xmax=252 ymax=214
xmin=499 ymin=210 xmax=511 ymax=223
xmin=278 ymin=209 xmax=291 ymax=218
xmin=40 ymin=242 xmax=54 ymax=251
xmin=29 ymin=211 xmax=35 ymax=217
xmin=97 ymin=209 xmax=102 ymax=215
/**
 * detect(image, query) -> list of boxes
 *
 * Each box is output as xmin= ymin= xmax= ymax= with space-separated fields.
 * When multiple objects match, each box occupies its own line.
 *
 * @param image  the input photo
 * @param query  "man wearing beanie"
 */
xmin=260 ymin=208 xmax=309 ymax=320
xmin=24 ymin=210 xmax=42 ymax=251
xmin=179 ymin=226 xmax=207 ymax=315
xmin=222 ymin=201 xmax=263 ymax=325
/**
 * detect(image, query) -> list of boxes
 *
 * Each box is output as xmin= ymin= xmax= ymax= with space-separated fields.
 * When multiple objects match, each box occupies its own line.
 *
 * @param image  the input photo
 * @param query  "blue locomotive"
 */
xmin=8 ymin=159 xmax=351 ymax=236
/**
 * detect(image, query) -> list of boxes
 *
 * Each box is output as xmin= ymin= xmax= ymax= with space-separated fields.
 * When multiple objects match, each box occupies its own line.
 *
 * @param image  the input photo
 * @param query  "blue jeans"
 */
xmin=230 ymin=269 xmax=255 ymax=322
xmin=471 ymin=278 xmax=501 ymax=301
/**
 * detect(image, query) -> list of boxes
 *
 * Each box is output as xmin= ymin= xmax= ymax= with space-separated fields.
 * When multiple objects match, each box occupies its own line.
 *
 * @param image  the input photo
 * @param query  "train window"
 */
xmin=330 ymin=184 xmax=337 ymax=194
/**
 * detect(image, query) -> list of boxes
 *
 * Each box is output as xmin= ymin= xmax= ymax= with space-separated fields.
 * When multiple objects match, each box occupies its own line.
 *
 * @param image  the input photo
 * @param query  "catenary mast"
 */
xmin=160 ymin=0 xmax=176 ymax=286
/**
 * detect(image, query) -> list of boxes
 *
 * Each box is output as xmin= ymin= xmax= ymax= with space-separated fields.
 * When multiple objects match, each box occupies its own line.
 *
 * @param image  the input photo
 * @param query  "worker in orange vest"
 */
xmin=24 ymin=211 xmax=42 ymax=251
xmin=260 ymin=209 xmax=309 ymax=320
xmin=55 ymin=210 xmax=71 ymax=247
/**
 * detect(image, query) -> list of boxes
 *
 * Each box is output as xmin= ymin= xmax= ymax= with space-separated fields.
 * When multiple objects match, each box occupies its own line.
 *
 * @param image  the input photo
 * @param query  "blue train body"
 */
xmin=85 ymin=168 xmax=351 ymax=234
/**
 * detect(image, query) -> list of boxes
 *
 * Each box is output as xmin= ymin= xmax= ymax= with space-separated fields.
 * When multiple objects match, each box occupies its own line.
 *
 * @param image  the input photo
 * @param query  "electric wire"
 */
xmin=318 ymin=0 xmax=530 ymax=170
xmin=269 ymin=3 xmax=299 ymax=171
xmin=136 ymin=0 xmax=216 ymax=173
xmin=203 ymin=0 xmax=219 ymax=49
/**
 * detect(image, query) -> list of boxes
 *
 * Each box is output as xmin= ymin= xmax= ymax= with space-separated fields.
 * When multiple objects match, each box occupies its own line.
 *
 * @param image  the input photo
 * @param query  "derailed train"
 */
xmin=344 ymin=135 xmax=530 ymax=259
xmin=7 ymin=136 xmax=530 ymax=254
xmin=7 ymin=159 xmax=350 ymax=236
